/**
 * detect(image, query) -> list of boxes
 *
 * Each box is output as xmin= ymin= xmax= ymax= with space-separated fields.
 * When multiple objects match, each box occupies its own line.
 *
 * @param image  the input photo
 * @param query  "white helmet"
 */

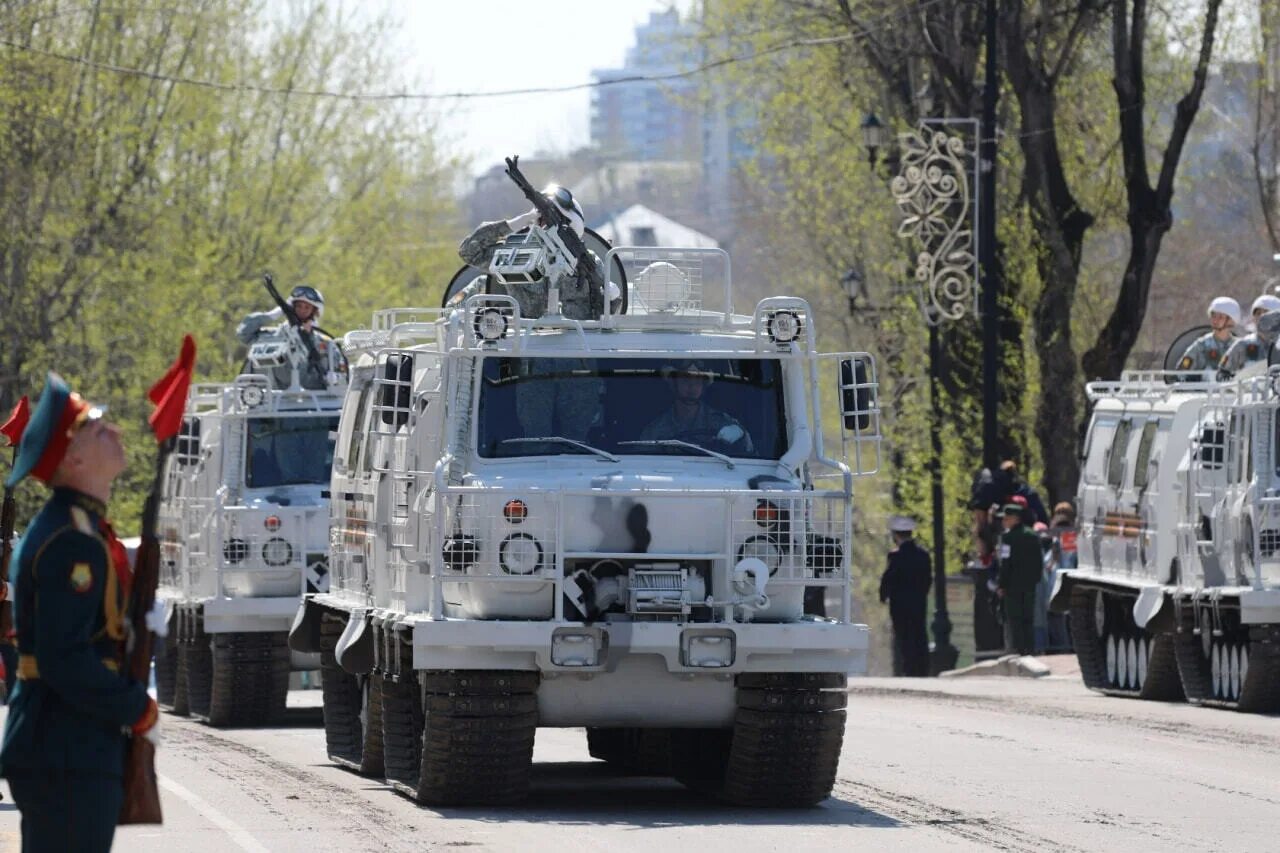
xmin=1251 ymin=294 xmax=1280 ymax=316
xmin=1207 ymin=296 xmax=1240 ymax=325
xmin=542 ymin=184 xmax=585 ymax=239
xmin=287 ymin=284 xmax=324 ymax=320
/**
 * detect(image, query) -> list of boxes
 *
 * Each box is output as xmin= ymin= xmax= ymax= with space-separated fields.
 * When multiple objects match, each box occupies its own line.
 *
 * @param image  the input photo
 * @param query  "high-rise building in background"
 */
xmin=590 ymin=10 xmax=700 ymax=162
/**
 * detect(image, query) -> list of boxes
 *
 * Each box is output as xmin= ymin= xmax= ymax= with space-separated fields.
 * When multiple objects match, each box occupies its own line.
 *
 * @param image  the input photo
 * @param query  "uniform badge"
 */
xmin=1208 ymin=349 xmax=1219 ymax=360
xmin=70 ymin=562 xmax=93 ymax=593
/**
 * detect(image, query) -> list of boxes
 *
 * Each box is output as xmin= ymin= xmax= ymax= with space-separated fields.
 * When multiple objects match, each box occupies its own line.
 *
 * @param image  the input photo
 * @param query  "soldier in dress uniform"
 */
xmin=0 ymin=373 xmax=159 ymax=852
xmin=1177 ymin=296 xmax=1240 ymax=371
xmin=878 ymin=516 xmax=932 ymax=677
xmin=1218 ymin=306 xmax=1280 ymax=380
xmin=996 ymin=502 xmax=1044 ymax=656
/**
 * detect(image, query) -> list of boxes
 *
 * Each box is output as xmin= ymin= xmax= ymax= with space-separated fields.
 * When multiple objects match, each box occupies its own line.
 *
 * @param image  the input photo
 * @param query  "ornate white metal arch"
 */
xmin=890 ymin=118 xmax=979 ymax=325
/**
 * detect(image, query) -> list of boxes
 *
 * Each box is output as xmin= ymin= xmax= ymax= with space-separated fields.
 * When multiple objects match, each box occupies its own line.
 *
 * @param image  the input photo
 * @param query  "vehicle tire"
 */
xmin=184 ymin=617 xmax=213 ymax=719
xmin=205 ymin=632 xmax=290 ymax=727
xmin=170 ymin=636 xmax=191 ymax=717
xmin=361 ymin=672 xmax=386 ymax=777
xmin=320 ymin=613 xmax=366 ymax=770
xmin=719 ymin=673 xmax=846 ymax=807
xmin=382 ymin=673 xmax=424 ymax=791
xmin=414 ymin=670 xmax=539 ymax=806
xmin=154 ymin=621 xmax=179 ymax=710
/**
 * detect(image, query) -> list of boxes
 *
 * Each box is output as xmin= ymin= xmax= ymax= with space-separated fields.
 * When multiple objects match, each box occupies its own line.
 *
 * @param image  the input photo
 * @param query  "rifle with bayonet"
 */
xmin=503 ymin=156 xmax=606 ymax=296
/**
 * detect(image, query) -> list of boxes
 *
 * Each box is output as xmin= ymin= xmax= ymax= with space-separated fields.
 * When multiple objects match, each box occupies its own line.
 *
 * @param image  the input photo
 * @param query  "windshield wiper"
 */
xmin=617 ymin=439 xmax=735 ymax=469
xmin=499 ymin=436 xmax=619 ymax=462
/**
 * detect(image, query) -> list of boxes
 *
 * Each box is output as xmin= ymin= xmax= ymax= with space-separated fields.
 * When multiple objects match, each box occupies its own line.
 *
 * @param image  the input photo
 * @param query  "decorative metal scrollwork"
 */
xmin=890 ymin=120 xmax=978 ymax=324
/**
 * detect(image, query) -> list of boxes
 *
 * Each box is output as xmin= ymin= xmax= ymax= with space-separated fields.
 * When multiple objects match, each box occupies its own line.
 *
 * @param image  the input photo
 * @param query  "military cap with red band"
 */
xmin=4 ymin=373 xmax=104 ymax=488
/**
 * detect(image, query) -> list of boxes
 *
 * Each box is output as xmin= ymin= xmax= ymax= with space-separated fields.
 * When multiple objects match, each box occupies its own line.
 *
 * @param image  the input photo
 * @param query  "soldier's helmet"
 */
xmin=1208 ymin=296 xmax=1241 ymax=325
xmin=288 ymin=284 xmax=324 ymax=319
xmin=541 ymin=184 xmax=585 ymax=239
xmin=1257 ymin=309 xmax=1280 ymax=343
xmin=663 ymin=360 xmax=716 ymax=384
xmin=1251 ymin=294 xmax=1280 ymax=318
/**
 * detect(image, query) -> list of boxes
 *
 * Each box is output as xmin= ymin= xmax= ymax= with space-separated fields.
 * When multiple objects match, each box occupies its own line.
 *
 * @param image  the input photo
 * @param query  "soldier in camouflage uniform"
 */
xmin=236 ymin=284 xmax=338 ymax=390
xmin=1218 ymin=308 xmax=1280 ymax=380
xmin=1177 ymin=296 xmax=1239 ymax=372
xmin=459 ymin=186 xmax=618 ymax=447
xmin=456 ymin=185 xmax=617 ymax=322
xmin=639 ymin=362 xmax=753 ymax=453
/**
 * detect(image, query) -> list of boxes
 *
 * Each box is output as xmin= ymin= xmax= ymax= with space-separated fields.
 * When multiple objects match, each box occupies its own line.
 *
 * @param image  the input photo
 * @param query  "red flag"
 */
xmin=0 ymin=397 xmax=29 ymax=448
xmin=148 ymin=335 xmax=196 ymax=443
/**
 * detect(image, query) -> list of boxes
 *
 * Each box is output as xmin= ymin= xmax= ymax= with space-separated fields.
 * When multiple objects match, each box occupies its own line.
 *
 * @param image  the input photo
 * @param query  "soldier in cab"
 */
xmin=1176 ymin=296 xmax=1239 ymax=372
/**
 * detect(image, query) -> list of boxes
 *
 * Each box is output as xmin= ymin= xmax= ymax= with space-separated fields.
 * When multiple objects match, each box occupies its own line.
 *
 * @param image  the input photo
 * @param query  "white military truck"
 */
xmin=155 ymin=315 xmax=346 ymax=726
xmin=1053 ymin=366 xmax=1280 ymax=712
xmin=290 ymin=246 xmax=880 ymax=805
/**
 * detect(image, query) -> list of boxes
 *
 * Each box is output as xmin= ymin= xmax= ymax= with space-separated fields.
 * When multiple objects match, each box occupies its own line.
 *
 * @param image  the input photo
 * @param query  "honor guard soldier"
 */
xmin=0 ymin=374 xmax=159 ymax=852
xmin=1177 ymin=296 xmax=1240 ymax=371
xmin=1219 ymin=303 xmax=1280 ymax=380
xmin=879 ymin=516 xmax=932 ymax=677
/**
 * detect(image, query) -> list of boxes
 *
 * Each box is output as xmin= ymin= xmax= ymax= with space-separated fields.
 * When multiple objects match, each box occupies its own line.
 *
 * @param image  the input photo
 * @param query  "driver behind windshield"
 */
xmin=639 ymin=361 xmax=753 ymax=453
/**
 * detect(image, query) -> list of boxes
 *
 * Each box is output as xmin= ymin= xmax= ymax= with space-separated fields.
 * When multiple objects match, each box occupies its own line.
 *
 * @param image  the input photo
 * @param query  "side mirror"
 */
xmin=380 ymin=355 xmax=413 ymax=427
xmin=839 ymin=357 xmax=875 ymax=431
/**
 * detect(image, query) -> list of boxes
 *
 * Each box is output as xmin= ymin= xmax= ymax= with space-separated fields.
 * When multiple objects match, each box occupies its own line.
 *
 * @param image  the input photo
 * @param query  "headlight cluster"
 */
xmin=262 ymin=537 xmax=293 ymax=566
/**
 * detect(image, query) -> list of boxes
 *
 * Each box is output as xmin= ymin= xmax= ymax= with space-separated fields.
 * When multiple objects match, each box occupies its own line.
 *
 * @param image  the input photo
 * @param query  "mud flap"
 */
xmin=288 ymin=598 xmax=323 ymax=654
xmin=1133 ymin=586 xmax=1173 ymax=633
xmin=336 ymin=611 xmax=375 ymax=675
xmin=1048 ymin=569 xmax=1074 ymax=614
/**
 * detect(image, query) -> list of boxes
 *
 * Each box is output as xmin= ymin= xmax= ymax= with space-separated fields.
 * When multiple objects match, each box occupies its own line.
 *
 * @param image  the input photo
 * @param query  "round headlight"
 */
xmin=223 ymin=538 xmax=248 ymax=564
xmin=474 ymin=307 xmax=509 ymax=342
xmin=240 ymin=385 xmax=266 ymax=408
xmin=737 ymin=535 xmax=782 ymax=576
xmin=262 ymin=537 xmax=293 ymax=566
xmin=499 ymin=533 xmax=542 ymax=575
xmin=767 ymin=310 xmax=802 ymax=344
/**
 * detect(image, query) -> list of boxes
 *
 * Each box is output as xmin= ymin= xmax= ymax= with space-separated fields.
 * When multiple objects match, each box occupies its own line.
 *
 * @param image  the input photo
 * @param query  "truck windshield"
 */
xmin=245 ymin=415 xmax=338 ymax=488
xmin=477 ymin=357 xmax=788 ymax=461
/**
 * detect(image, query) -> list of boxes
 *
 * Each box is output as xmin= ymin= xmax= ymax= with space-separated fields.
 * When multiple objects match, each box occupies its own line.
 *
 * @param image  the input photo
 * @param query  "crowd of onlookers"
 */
xmin=969 ymin=462 xmax=1077 ymax=655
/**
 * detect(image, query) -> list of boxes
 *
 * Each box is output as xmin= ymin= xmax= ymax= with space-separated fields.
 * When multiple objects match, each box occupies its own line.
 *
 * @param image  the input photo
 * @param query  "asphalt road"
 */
xmin=1 ymin=674 xmax=1277 ymax=852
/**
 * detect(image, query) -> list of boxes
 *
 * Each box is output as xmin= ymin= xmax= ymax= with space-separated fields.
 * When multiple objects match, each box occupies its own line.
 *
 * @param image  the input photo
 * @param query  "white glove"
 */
xmin=506 ymin=208 xmax=538 ymax=233
xmin=607 ymin=280 xmax=621 ymax=303
xmin=266 ymin=305 xmax=285 ymax=320
xmin=717 ymin=424 xmax=745 ymax=444
xmin=141 ymin=712 xmax=162 ymax=749
xmin=144 ymin=599 xmax=170 ymax=637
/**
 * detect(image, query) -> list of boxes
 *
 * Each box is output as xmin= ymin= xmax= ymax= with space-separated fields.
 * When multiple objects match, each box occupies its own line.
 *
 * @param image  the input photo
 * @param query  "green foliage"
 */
xmin=0 ymin=1 xmax=461 ymax=529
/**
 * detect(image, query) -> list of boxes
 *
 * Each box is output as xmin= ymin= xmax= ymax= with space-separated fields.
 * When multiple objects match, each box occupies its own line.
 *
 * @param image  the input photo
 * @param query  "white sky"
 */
xmin=373 ymin=1 xmax=693 ymax=175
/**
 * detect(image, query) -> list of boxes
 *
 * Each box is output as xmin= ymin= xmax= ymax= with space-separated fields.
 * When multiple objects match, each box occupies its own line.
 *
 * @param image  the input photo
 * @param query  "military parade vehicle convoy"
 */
xmin=289 ymin=242 xmax=881 ymax=806
xmin=1053 ymin=356 xmax=1280 ymax=712
xmin=154 ymin=292 xmax=347 ymax=726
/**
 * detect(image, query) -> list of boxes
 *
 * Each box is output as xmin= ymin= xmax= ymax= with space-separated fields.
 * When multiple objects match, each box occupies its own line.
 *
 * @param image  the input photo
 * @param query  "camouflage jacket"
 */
xmin=1177 ymin=331 xmax=1235 ymax=372
xmin=457 ymin=220 xmax=606 ymax=321
xmin=1218 ymin=333 xmax=1271 ymax=379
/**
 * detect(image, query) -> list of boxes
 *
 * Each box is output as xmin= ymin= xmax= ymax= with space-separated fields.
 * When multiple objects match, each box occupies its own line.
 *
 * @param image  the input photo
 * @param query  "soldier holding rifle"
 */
xmin=0 ymin=374 xmax=162 ymax=851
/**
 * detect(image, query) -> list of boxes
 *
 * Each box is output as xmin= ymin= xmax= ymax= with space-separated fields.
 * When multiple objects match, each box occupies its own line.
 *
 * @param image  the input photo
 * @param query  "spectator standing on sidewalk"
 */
xmin=997 ymin=503 xmax=1043 ymax=656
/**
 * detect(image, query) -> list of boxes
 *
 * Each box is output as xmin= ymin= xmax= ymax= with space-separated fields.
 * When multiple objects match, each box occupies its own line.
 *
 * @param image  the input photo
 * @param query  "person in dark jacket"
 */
xmin=0 ymin=373 xmax=159 ymax=852
xmin=879 ymin=516 xmax=932 ymax=676
xmin=997 ymin=502 xmax=1045 ymax=655
xmin=998 ymin=460 xmax=1048 ymax=525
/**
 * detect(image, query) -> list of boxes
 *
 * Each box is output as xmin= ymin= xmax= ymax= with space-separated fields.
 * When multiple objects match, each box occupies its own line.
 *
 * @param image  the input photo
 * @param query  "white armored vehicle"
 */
xmin=291 ymin=246 xmax=880 ymax=805
xmin=155 ymin=304 xmax=347 ymax=726
xmin=1053 ymin=365 xmax=1280 ymax=712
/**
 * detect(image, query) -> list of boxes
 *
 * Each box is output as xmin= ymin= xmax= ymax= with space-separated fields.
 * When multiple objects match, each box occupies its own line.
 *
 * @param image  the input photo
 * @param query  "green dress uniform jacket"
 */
xmin=1 ymin=487 xmax=149 ymax=852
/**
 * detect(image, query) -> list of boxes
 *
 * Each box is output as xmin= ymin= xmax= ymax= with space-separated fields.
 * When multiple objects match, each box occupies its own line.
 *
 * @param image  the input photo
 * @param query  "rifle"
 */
xmin=262 ymin=273 xmax=327 ymax=380
xmin=503 ymin=156 xmax=606 ymax=295
xmin=119 ymin=335 xmax=197 ymax=826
